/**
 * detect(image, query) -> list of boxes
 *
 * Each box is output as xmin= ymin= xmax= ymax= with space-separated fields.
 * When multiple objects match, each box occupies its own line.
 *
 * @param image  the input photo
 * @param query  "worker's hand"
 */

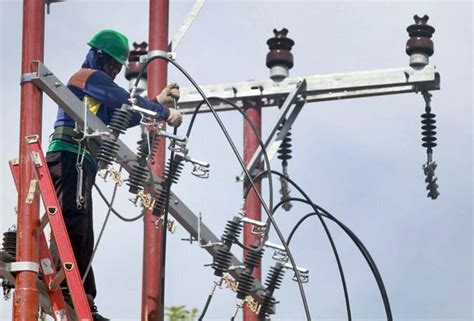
xmin=156 ymin=83 xmax=180 ymax=109
xmin=166 ymin=108 xmax=183 ymax=127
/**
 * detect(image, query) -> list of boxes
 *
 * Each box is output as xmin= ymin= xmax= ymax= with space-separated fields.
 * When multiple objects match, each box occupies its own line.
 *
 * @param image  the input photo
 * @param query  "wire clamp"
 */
xmin=265 ymin=241 xmax=288 ymax=262
xmin=6 ymin=261 xmax=40 ymax=273
xmin=283 ymin=262 xmax=309 ymax=283
xmin=140 ymin=50 xmax=176 ymax=63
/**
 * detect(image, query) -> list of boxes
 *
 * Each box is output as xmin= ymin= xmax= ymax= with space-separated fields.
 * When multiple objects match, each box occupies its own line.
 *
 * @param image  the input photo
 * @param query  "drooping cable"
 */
xmin=245 ymin=171 xmax=352 ymax=320
xmin=133 ymin=55 xmax=311 ymax=320
xmin=83 ymin=166 xmax=121 ymax=283
xmin=94 ymin=182 xmax=144 ymax=222
xmin=263 ymin=167 xmax=393 ymax=321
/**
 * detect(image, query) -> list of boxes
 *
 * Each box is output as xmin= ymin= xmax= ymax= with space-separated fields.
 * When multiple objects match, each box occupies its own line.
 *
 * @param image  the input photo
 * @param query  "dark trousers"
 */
xmin=46 ymin=150 xmax=97 ymax=298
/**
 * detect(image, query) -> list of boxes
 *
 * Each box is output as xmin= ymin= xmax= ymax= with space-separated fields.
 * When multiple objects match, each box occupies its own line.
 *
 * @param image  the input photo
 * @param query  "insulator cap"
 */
xmin=266 ymin=28 xmax=295 ymax=82
xmin=125 ymin=41 xmax=148 ymax=81
xmin=406 ymin=15 xmax=435 ymax=67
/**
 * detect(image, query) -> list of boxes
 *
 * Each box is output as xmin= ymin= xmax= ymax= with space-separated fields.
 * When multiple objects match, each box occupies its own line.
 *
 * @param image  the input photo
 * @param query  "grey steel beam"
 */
xmin=238 ymin=80 xmax=306 ymax=181
xmin=177 ymin=65 xmax=440 ymax=114
xmin=30 ymin=62 xmax=264 ymax=296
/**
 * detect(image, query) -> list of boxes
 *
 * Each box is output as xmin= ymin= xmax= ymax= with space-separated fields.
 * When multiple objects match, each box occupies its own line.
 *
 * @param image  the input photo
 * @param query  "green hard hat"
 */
xmin=88 ymin=30 xmax=129 ymax=65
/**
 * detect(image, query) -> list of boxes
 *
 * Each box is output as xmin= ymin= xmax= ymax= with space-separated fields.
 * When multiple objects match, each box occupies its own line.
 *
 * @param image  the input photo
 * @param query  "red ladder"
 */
xmin=10 ymin=135 xmax=93 ymax=320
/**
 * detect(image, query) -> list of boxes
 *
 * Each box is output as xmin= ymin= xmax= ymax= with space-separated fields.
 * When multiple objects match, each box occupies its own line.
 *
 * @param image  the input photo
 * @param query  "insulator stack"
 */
xmin=153 ymin=154 xmax=185 ymax=215
xmin=277 ymin=125 xmax=292 ymax=167
xmin=406 ymin=15 xmax=435 ymax=67
xmin=258 ymin=263 xmax=285 ymax=320
xmin=421 ymin=111 xmax=437 ymax=152
xmin=212 ymin=217 xmax=242 ymax=276
xmin=266 ymin=28 xmax=295 ymax=82
xmin=97 ymin=107 xmax=132 ymax=170
xmin=2 ymin=229 xmax=16 ymax=259
xmin=420 ymin=91 xmax=440 ymax=199
xmin=277 ymin=122 xmax=293 ymax=211
xmin=127 ymin=133 xmax=150 ymax=194
xmin=236 ymin=245 xmax=264 ymax=299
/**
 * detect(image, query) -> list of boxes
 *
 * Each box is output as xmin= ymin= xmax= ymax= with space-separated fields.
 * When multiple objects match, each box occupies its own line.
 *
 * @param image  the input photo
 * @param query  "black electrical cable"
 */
xmin=197 ymin=293 xmax=213 ymax=321
xmin=270 ymin=192 xmax=393 ymax=319
xmin=245 ymin=173 xmax=352 ymax=321
xmin=133 ymin=56 xmax=311 ymax=320
xmin=287 ymin=212 xmax=317 ymax=245
xmin=94 ymin=183 xmax=144 ymax=222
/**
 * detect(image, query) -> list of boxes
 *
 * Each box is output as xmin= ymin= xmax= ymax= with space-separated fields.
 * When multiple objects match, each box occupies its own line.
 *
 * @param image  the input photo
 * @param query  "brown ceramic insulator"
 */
xmin=406 ymin=15 xmax=435 ymax=56
xmin=125 ymin=41 xmax=149 ymax=80
xmin=266 ymin=28 xmax=295 ymax=69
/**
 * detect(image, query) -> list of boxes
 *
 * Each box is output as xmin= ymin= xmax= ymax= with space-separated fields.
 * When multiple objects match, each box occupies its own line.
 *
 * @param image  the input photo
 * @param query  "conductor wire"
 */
xmin=135 ymin=56 xmax=311 ymax=321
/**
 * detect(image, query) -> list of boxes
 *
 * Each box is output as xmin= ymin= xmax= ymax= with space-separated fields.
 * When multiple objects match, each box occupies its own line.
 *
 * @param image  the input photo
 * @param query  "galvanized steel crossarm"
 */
xmin=177 ymin=65 xmax=440 ymax=114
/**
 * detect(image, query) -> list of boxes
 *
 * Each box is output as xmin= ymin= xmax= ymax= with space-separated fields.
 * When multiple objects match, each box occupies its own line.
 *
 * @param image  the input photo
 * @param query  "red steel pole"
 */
xmin=13 ymin=0 xmax=44 ymax=320
xmin=141 ymin=0 xmax=168 ymax=320
xmin=243 ymin=103 xmax=262 ymax=321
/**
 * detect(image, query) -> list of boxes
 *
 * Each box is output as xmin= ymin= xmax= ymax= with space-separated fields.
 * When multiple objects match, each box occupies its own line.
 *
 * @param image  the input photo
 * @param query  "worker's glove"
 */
xmin=166 ymin=108 xmax=182 ymax=127
xmin=156 ymin=83 xmax=180 ymax=109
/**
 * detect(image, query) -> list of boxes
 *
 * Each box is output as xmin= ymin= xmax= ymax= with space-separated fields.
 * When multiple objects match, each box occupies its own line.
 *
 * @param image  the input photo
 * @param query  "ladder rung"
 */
xmin=49 ymin=268 xmax=65 ymax=291
xmin=39 ymin=213 xmax=49 ymax=231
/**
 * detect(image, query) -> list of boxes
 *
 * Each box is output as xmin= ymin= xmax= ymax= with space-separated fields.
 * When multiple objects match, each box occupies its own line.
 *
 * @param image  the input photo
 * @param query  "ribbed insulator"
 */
xmin=152 ymin=155 xmax=185 ymax=214
xmin=97 ymin=139 xmax=120 ymax=169
xmin=212 ymin=246 xmax=233 ymax=277
xmin=221 ymin=219 xmax=242 ymax=246
xmin=128 ymin=165 xmax=148 ymax=194
xmin=258 ymin=264 xmax=285 ymax=319
xmin=421 ymin=111 xmax=437 ymax=150
xmin=258 ymin=296 xmax=277 ymax=320
xmin=236 ymin=271 xmax=254 ymax=299
xmin=2 ymin=230 xmax=16 ymax=258
xmin=127 ymin=134 xmax=150 ymax=194
xmin=265 ymin=265 xmax=284 ymax=290
xmin=245 ymin=245 xmax=264 ymax=272
xmin=277 ymin=128 xmax=292 ymax=163
xmin=164 ymin=155 xmax=185 ymax=185
xmin=109 ymin=109 xmax=132 ymax=135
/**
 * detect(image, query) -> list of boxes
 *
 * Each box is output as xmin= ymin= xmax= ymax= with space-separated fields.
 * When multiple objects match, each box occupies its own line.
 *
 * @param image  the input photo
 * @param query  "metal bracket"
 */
xmin=44 ymin=0 xmax=65 ymax=15
xmin=25 ymin=180 xmax=38 ymax=204
xmin=238 ymin=80 xmax=306 ymax=181
xmin=140 ymin=50 xmax=176 ymax=63
xmin=20 ymin=72 xmax=38 ymax=84
xmin=170 ymin=0 xmax=206 ymax=52
xmin=6 ymin=261 xmax=40 ymax=273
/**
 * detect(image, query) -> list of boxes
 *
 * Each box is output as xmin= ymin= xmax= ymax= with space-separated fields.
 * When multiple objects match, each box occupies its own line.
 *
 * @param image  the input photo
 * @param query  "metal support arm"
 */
xmin=177 ymin=65 xmax=440 ymax=114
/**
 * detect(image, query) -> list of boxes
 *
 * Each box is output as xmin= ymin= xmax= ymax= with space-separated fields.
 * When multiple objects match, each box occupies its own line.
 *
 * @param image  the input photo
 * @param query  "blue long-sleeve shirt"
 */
xmin=54 ymin=68 xmax=169 ymax=128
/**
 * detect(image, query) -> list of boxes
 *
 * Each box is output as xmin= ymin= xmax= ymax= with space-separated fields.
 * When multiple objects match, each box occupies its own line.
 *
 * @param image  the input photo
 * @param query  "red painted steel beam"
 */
xmin=13 ymin=0 xmax=44 ymax=319
xmin=243 ymin=103 xmax=262 ymax=321
xmin=141 ymin=0 xmax=169 ymax=320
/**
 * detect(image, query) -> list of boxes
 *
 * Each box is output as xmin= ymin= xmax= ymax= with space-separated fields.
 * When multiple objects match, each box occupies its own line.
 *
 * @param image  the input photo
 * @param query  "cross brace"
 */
xmin=177 ymin=65 xmax=440 ymax=114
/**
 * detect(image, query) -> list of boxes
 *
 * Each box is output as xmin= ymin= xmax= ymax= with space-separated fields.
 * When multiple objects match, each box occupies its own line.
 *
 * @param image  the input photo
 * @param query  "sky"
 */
xmin=0 ymin=1 xmax=472 ymax=320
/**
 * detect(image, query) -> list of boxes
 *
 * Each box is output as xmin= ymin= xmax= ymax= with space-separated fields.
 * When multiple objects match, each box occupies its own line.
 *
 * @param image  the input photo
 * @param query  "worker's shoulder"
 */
xmin=68 ymin=68 xmax=113 ymax=89
xmin=67 ymin=68 xmax=100 ymax=89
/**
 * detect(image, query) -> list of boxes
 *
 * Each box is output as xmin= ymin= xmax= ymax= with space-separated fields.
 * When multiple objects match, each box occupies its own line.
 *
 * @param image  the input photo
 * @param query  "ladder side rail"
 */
xmin=25 ymin=136 xmax=92 ymax=320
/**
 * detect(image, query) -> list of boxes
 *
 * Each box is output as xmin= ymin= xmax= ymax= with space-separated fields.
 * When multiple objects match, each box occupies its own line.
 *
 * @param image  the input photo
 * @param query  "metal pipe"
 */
xmin=141 ymin=0 xmax=169 ymax=320
xmin=13 ymin=0 xmax=44 ymax=319
xmin=243 ymin=102 xmax=262 ymax=321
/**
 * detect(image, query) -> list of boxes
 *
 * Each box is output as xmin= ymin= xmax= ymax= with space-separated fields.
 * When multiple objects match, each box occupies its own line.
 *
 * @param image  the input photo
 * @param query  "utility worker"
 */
xmin=46 ymin=29 xmax=182 ymax=320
